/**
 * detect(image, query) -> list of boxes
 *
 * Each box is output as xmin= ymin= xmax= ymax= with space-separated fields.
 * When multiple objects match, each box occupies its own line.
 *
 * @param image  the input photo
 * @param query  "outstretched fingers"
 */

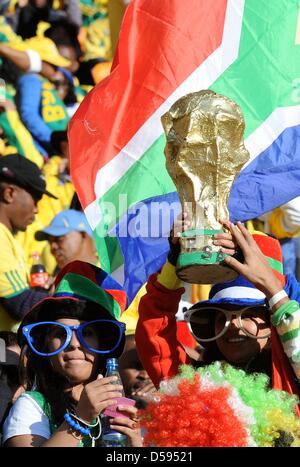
xmin=223 ymin=252 xmax=246 ymax=276
xmin=226 ymin=221 xmax=252 ymax=254
xmin=236 ymin=221 xmax=259 ymax=248
xmin=221 ymin=221 xmax=252 ymax=275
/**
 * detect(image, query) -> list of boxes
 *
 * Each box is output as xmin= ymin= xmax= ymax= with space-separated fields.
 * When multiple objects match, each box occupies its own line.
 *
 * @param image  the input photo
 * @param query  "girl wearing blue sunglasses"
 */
xmin=2 ymin=262 xmax=143 ymax=448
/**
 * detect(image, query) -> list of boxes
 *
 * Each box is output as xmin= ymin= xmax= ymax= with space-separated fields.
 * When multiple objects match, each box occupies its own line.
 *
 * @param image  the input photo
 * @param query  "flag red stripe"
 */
xmin=69 ymin=0 xmax=228 ymax=208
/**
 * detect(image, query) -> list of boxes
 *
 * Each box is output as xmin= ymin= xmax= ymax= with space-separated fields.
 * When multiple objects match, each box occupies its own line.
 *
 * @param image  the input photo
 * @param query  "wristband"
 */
xmin=268 ymin=290 xmax=288 ymax=309
xmin=26 ymin=49 xmax=42 ymax=73
xmin=64 ymin=412 xmax=91 ymax=436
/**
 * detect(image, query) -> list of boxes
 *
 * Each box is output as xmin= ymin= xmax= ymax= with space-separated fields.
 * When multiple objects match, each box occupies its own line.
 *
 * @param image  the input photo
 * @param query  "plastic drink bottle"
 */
xmin=101 ymin=358 xmax=127 ymax=447
xmin=29 ymin=252 xmax=49 ymax=290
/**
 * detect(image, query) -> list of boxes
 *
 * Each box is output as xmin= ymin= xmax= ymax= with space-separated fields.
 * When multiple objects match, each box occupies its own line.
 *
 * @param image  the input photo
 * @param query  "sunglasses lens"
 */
xmin=29 ymin=323 xmax=67 ymax=354
xmin=81 ymin=321 xmax=121 ymax=352
xmin=240 ymin=308 xmax=270 ymax=338
xmin=189 ymin=309 xmax=219 ymax=341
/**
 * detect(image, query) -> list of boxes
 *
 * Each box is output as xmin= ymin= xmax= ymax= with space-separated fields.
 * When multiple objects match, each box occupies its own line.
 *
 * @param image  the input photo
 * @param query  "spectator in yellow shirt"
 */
xmin=15 ymin=131 xmax=74 ymax=273
xmin=0 ymin=154 xmax=57 ymax=331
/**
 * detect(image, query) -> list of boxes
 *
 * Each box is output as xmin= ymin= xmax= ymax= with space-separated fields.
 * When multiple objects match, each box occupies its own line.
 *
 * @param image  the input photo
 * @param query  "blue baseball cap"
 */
xmin=35 ymin=209 xmax=93 ymax=241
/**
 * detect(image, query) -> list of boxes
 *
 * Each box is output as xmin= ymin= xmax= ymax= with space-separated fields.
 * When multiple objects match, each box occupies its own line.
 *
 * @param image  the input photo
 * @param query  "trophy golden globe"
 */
xmin=161 ymin=90 xmax=250 ymax=284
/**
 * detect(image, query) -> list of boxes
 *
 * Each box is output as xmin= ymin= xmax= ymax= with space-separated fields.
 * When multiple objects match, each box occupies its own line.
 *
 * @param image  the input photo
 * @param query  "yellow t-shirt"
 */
xmin=0 ymin=223 xmax=29 ymax=332
xmin=16 ymin=156 xmax=75 ymax=274
xmin=4 ymin=110 xmax=44 ymax=169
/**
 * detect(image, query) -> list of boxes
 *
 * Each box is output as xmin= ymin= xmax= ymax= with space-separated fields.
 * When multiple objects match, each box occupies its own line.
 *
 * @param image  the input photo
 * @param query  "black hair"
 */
xmin=0 ymin=331 xmax=18 ymax=347
xmin=63 ymin=84 xmax=77 ymax=107
xmin=44 ymin=21 xmax=82 ymax=58
xmin=50 ymin=130 xmax=68 ymax=156
xmin=20 ymin=299 xmax=125 ymax=425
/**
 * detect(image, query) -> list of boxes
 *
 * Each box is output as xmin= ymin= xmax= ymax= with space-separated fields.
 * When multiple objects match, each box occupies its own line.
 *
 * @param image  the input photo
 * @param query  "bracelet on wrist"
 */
xmin=64 ymin=412 xmax=91 ymax=436
xmin=72 ymin=412 xmax=100 ymax=428
xmin=268 ymin=290 xmax=288 ymax=309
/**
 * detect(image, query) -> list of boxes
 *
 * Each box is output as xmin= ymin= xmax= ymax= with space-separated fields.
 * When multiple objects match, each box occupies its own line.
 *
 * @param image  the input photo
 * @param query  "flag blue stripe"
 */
xmin=228 ymin=123 xmax=300 ymax=222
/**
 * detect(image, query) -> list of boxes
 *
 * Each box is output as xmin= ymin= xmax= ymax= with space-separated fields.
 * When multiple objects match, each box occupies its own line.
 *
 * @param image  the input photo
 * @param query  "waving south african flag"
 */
xmin=69 ymin=0 xmax=300 ymax=303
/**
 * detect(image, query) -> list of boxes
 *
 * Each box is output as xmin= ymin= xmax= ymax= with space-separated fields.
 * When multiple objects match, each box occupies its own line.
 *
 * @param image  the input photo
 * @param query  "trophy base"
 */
xmin=176 ymin=251 xmax=238 ymax=284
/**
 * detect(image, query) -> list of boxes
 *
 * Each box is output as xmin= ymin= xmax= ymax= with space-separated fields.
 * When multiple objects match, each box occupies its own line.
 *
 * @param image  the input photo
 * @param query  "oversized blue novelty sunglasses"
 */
xmin=22 ymin=320 xmax=126 ymax=357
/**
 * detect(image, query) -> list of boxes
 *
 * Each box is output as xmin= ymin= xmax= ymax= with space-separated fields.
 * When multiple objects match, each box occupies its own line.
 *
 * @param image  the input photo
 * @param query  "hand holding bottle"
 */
xmin=109 ymin=404 xmax=143 ymax=447
xmin=101 ymin=358 xmax=143 ymax=447
xmin=75 ymin=374 xmax=124 ymax=422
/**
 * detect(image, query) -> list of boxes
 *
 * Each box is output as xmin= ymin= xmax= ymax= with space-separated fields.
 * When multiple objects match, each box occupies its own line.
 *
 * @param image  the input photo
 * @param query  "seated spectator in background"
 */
xmin=118 ymin=332 xmax=158 ymax=409
xmin=15 ymin=131 xmax=74 ymax=274
xmin=35 ymin=209 xmax=98 ymax=274
xmin=0 ymin=332 xmax=23 ymax=436
xmin=44 ymin=20 xmax=82 ymax=74
xmin=50 ymin=129 xmax=69 ymax=160
xmin=76 ymin=1 xmax=112 ymax=86
xmin=13 ymin=37 xmax=71 ymax=157
xmin=118 ymin=285 xmax=198 ymax=409
xmin=0 ymin=154 xmax=57 ymax=331
xmin=0 ymin=34 xmax=71 ymax=88
xmin=50 ymin=67 xmax=79 ymax=117
xmin=13 ymin=0 xmax=82 ymax=40
xmin=0 ymin=97 xmax=44 ymax=167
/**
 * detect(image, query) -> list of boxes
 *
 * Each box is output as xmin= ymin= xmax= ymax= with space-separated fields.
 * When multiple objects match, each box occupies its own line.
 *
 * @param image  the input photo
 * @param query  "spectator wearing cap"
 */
xmin=49 ymin=67 xmax=79 ymax=117
xmin=0 ymin=37 xmax=66 ymax=78
xmin=35 ymin=209 xmax=98 ymax=274
xmin=15 ymin=134 xmax=74 ymax=274
xmin=0 ymin=98 xmax=44 ymax=168
xmin=0 ymin=154 xmax=57 ymax=332
xmin=2 ymin=21 xmax=87 ymax=106
xmin=11 ymin=37 xmax=72 ymax=157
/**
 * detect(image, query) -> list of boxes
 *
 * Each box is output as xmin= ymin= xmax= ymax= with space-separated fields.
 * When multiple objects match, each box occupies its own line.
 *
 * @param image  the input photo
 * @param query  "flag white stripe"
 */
xmin=243 ymin=105 xmax=300 ymax=168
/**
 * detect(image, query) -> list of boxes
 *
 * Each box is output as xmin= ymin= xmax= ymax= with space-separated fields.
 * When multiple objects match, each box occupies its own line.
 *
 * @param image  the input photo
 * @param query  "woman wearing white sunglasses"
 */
xmin=136 ymin=220 xmax=300 ymax=413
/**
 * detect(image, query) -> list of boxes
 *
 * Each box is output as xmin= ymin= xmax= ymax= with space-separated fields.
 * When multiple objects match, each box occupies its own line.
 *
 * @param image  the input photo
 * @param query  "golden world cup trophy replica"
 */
xmin=161 ymin=90 xmax=250 ymax=284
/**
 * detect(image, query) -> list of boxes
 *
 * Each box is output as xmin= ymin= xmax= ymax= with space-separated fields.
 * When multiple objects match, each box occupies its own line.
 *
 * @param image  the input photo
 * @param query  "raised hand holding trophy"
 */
xmin=161 ymin=90 xmax=250 ymax=284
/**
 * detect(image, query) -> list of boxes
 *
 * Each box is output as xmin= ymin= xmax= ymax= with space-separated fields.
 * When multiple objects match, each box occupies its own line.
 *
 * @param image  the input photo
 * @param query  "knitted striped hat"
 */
xmin=22 ymin=261 xmax=127 ymax=325
xmin=53 ymin=261 xmax=127 ymax=318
